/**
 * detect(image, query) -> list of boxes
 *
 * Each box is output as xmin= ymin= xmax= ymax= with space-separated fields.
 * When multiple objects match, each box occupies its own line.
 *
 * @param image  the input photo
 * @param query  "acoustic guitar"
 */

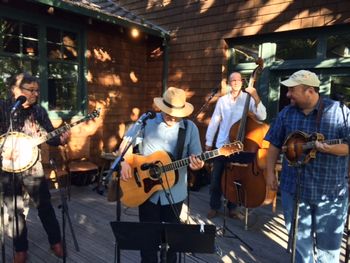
xmin=119 ymin=141 xmax=243 ymax=207
xmin=0 ymin=109 xmax=101 ymax=173
xmin=282 ymin=130 xmax=346 ymax=165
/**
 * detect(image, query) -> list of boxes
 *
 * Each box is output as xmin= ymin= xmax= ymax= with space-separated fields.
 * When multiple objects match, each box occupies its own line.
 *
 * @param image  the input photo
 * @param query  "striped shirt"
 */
xmin=265 ymin=97 xmax=350 ymax=201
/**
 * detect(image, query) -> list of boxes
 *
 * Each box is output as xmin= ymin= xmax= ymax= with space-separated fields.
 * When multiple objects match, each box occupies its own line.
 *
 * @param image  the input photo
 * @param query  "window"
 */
xmin=47 ymin=27 xmax=80 ymax=111
xmin=329 ymin=76 xmax=350 ymax=106
xmin=327 ymin=34 xmax=350 ymax=58
xmin=228 ymin=26 xmax=350 ymax=119
xmin=232 ymin=44 xmax=259 ymax=64
xmin=275 ymin=38 xmax=318 ymax=61
xmin=0 ymin=15 xmax=84 ymax=113
xmin=0 ymin=18 xmax=39 ymax=98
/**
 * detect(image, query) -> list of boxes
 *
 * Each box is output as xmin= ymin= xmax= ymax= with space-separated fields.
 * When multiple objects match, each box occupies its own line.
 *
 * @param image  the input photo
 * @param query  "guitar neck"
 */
xmin=161 ymin=149 xmax=221 ymax=173
xmin=304 ymin=138 xmax=344 ymax=150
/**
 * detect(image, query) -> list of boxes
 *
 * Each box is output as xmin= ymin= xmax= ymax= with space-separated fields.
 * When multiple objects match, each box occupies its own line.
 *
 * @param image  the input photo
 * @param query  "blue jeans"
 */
xmin=209 ymin=157 xmax=236 ymax=210
xmin=281 ymin=190 xmax=348 ymax=263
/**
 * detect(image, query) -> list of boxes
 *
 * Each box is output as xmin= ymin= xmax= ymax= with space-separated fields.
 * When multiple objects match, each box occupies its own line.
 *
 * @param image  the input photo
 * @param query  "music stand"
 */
xmin=110 ymin=221 xmax=216 ymax=262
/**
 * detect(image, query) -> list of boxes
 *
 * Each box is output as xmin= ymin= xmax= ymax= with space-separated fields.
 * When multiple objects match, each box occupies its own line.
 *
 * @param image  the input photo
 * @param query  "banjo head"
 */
xmin=0 ymin=132 xmax=39 ymax=173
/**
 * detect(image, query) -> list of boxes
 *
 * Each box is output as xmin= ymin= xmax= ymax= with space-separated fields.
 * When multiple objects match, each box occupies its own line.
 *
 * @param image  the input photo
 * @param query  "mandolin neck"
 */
xmin=304 ymin=138 xmax=345 ymax=150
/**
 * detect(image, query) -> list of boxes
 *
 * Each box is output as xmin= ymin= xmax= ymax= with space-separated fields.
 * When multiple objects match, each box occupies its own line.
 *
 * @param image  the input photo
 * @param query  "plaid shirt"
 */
xmin=265 ymin=97 xmax=350 ymax=201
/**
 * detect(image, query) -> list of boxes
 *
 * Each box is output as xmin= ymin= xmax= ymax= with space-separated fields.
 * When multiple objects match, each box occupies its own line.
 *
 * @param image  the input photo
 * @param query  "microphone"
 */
xmin=11 ymin=95 xmax=26 ymax=114
xmin=333 ymin=93 xmax=346 ymax=106
xmin=211 ymin=87 xmax=219 ymax=94
xmin=135 ymin=111 xmax=156 ymax=125
xmin=124 ymin=111 xmax=156 ymax=140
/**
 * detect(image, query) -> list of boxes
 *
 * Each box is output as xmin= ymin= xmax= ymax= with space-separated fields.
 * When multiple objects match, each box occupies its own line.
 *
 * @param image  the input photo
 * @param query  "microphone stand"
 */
xmin=338 ymin=100 xmax=350 ymax=263
xmin=287 ymin=161 xmax=303 ymax=263
xmin=0 ymin=110 xmax=20 ymax=263
xmin=191 ymin=87 xmax=219 ymax=122
xmin=187 ymin=87 xmax=219 ymax=222
xmin=0 ymin=124 xmax=12 ymax=263
xmin=50 ymin=158 xmax=79 ymax=262
xmin=106 ymin=120 xmax=146 ymax=263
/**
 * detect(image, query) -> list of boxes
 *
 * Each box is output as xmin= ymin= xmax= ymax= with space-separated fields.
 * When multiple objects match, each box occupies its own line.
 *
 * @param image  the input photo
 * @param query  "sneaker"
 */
xmin=207 ymin=209 xmax=218 ymax=219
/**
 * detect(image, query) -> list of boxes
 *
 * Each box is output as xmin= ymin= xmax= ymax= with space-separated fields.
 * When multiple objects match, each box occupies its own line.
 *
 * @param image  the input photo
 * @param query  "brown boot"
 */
xmin=207 ymin=209 xmax=218 ymax=219
xmin=51 ymin=242 xmax=64 ymax=258
xmin=13 ymin=251 xmax=27 ymax=263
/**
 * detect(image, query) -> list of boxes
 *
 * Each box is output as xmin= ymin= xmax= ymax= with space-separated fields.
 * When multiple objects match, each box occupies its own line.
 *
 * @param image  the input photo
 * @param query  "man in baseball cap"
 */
xmin=281 ymin=70 xmax=320 ymax=88
xmin=280 ymin=70 xmax=320 ymax=108
xmin=264 ymin=69 xmax=350 ymax=263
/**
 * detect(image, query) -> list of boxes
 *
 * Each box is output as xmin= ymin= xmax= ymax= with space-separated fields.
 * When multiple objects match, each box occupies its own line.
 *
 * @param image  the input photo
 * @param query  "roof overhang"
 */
xmin=26 ymin=0 xmax=170 ymax=39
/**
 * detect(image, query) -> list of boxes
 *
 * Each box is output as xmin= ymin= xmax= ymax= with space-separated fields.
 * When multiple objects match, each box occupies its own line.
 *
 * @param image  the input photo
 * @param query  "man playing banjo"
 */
xmin=0 ymin=72 xmax=69 ymax=263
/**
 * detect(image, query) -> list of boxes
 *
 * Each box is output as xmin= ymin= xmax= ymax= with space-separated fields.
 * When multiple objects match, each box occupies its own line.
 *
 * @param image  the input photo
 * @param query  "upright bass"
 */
xmin=221 ymin=59 xmax=276 ymax=208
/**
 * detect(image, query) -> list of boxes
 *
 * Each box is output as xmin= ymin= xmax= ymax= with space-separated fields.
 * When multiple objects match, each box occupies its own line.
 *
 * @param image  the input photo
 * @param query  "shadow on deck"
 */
xmin=1 ymin=184 xmax=348 ymax=263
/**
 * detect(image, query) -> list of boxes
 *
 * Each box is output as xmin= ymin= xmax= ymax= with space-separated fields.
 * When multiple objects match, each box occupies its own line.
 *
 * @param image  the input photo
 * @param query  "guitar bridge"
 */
xmin=134 ymin=168 xmax=142 ymax=187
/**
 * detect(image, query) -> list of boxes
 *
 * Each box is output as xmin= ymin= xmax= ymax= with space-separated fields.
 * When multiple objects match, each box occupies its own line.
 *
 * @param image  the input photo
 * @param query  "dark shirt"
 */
xmin=0 ymin=99 xmax=61 ymax=177
xmin=0 ymin=99 xmax=60 ymax=146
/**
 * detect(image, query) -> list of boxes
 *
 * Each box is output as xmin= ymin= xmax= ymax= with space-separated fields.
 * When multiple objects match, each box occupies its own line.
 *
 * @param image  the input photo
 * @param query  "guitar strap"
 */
xmin=315 ymin=97 xmax=324 ymax=132
xmin=176 ymin=119 xmax=187 ymax=160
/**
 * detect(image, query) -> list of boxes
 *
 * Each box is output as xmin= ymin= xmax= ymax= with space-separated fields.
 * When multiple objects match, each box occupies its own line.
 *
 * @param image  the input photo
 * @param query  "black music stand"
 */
xmin=110 ymin=221 xmax=216 ymax=262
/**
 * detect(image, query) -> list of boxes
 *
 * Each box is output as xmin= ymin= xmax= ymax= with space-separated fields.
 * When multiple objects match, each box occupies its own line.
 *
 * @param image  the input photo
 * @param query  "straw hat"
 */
xmin=154 ymin=87 xmax=194 ymax=117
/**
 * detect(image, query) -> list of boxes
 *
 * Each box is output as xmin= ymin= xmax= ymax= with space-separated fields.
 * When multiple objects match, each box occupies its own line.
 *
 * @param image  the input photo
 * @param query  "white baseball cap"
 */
xmin=281 ymin=70 xmax=320 ymax=87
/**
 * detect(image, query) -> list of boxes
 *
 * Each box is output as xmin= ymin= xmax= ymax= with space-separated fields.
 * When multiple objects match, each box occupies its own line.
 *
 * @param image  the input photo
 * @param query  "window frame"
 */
xmin=0 ymin=6 xmax=87 ymax=118
xmin=227 ymin=25 xmax=350 ymax=122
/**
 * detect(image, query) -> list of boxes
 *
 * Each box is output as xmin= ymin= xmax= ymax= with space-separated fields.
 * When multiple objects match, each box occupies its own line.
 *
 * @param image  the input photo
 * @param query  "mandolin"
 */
xmin=282 ymin=130 xmax=346 ymax=165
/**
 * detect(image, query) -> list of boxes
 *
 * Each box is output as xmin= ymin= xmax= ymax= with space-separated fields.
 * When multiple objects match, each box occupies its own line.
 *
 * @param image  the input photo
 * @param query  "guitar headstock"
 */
xmin=88 ymin=108 xmax=101 ymax=120
xmin=218 ymin=141 xmax=244 ymax=156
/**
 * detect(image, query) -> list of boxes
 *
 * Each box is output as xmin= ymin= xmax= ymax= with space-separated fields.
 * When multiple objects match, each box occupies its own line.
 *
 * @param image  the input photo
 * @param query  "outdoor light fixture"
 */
xmin=47 ymin=6 xmax=54 ymax=15
xmin=131 ymin=28 xmax=140 ymax=38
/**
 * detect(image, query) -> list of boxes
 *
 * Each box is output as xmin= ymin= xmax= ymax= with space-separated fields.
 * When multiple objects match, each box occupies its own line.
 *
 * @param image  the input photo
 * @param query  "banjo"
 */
xmin=0 ymin=108 xmax=100 ymax=173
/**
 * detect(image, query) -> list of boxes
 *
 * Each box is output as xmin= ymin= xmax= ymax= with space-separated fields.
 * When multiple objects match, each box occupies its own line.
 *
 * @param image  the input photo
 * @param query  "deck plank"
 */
xmin=1 ymin=184 xmax=347 ymax=262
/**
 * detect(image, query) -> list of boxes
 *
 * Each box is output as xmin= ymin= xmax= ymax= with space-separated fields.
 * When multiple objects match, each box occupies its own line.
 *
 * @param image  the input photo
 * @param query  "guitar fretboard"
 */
xmin=159 ymin=141 xmax=242 ymax=173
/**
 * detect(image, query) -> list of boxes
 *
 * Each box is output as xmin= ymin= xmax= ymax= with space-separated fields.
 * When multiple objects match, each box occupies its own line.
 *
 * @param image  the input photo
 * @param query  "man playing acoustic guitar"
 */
xmin=0 ymin=72 xmax=69 ymax=263
xmin=120 ymin=87 xmax=204 ymax=263
xmin=265 ymin=70 xmax=350 ymax=263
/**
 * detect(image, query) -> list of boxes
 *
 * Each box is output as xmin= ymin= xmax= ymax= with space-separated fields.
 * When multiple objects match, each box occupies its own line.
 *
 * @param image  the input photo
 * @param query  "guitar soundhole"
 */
xmin=142 ymin=165 xmax=163 ymax=193
xmin=149 ymin=165 xmax=162 ymax=180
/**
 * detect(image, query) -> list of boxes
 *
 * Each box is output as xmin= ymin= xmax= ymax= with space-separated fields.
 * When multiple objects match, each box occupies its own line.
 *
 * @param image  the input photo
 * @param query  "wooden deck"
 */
xmin=1 ymin=183 xmax=349 ymax=263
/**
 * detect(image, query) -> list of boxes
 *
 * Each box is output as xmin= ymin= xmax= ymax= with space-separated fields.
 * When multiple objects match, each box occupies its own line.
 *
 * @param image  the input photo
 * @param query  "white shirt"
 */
xmin=205 ymin=91 xmax=267 ymax=148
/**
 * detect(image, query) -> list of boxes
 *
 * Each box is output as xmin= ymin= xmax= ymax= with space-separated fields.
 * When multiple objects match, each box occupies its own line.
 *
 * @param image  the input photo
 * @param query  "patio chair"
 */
xmin=60 ymin=137 xmax=99 ymax=199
